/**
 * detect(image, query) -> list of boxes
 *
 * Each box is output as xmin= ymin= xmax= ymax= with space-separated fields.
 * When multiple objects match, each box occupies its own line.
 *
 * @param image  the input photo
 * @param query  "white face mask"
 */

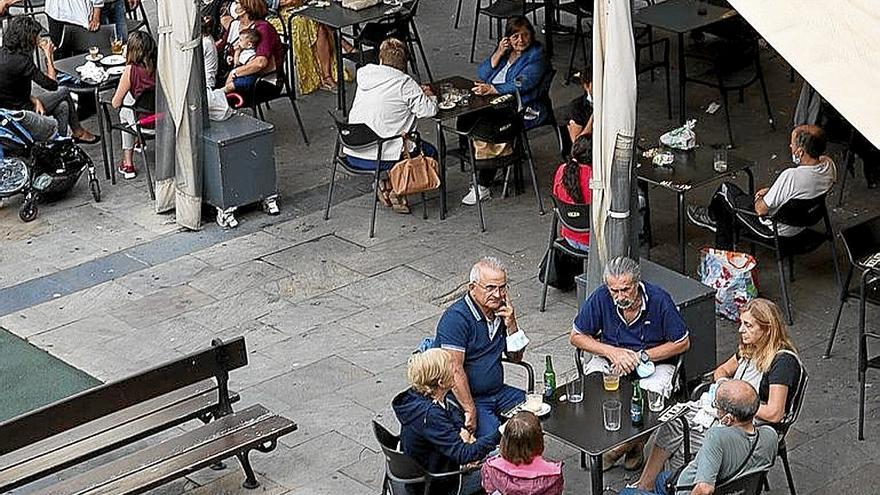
xmin=586 ymin=92 xmax=592 ymax=105
xmin=791 ymin=152 xmax=800 ymax=165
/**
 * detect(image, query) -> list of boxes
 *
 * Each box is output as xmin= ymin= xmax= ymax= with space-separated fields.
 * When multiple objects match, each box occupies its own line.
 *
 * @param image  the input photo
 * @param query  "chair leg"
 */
xmin=788 ymin=256 xmax=795 ymax=282
xmin=837 ymin=149 xmax=852 ymax=207
xmin=779 ymin=446 xmax=797 ymax=495
xmin=719 ymin=89 xmax=735 ymax=147
xmin=663 ymin=44 xmax=672 ymax=119
xmin=501 ymin=165 xmax=512 ymax=198
xmin=824 ymin=292 xmax=848 ymax=359
xmin=287 ymin=94 xmax=309 ymax=145
xmin=369 ymin=169 xmax=382 ymax=238
xmin=522 ymin=134 xmax=545 ymax=215
xmin=472 ymin=169 xmax=485 ymax=232
xmin=859 ymin=367 xmax=867 ymax=440
xmin=540 ymin=250 xmax=552 ymax=312
xmin=324 ymin=152 xmax=339 ymax=220
xmin=756 ymin=57 xmax=775 ymax=130
xmin=777 ymin=254 xmax=794 ymax=325
xmin=580 ymin=451 xmax=587 ymax=470
xmin=469 ymin=1 xmax=480 ymax=63
xmin=236 ymin=451 xmax=260 ymax=489
xmin=566 ymin=23 xmax=580 ymax=82
xmin=140 ymin=142 xmax=155 ymax=200
xmin=421 ymin=191 xmax=428 ymax=219
xmin=454 ymin=0 xmax=463 ymax=29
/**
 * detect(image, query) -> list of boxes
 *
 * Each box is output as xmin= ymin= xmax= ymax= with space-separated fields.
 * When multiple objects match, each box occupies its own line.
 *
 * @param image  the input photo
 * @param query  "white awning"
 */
xmin=728 ymin=0 xmax=880 ymax=148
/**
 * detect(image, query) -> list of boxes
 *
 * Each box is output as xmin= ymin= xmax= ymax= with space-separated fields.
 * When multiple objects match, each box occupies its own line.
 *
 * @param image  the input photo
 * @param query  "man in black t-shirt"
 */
xmin=566 ymin=69 xmax=593 ymax=145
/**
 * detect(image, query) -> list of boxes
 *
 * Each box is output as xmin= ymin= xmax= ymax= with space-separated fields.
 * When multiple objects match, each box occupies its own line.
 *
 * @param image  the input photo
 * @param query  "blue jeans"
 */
xmin=618 ymin=469 xmax=674 ymax=495
xmin=469 ymin=384 xmax=525 ymax=438
xmin=101 ymin=0 xmax=128 ymax=42
xmin=345 ymin=141 xmax=437 ymax=171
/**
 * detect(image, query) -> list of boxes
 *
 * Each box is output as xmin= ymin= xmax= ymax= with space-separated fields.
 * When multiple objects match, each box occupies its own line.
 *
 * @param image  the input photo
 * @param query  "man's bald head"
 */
xmin=715 ymin=380 xmax=760 ymax=423
xmin=791 ymin=124 xmax=826 ymax=161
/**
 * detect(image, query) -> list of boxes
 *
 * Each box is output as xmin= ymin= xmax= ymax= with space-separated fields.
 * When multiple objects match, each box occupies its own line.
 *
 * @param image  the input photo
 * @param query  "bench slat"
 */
xmin=0 ymin=382 xmax=238 ymax=491
xmin=0 ymin=337 xmax=247 ymax=457
xmin=30 ymin=406 xmax=295 ymax=495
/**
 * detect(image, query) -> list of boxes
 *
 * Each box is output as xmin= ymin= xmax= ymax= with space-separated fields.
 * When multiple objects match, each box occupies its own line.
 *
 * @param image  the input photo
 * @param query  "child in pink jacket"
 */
xmin=481 ymin=411 xmax=564 ymax=495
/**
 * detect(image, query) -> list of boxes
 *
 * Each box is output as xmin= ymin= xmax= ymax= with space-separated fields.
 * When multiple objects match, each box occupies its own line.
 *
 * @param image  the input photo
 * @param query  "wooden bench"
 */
xmin=0 ymin=337 xmax=297 ymax=494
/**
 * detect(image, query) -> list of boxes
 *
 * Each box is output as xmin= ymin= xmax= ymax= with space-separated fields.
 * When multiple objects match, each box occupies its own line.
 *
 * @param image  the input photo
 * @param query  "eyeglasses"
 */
xmin=474 ymin=282 xmax=508 ymax=294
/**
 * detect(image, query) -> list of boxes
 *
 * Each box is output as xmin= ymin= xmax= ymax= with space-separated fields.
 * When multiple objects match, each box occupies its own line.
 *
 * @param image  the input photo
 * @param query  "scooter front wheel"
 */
xmin=19 ymin=197 xmax=38 ymax=222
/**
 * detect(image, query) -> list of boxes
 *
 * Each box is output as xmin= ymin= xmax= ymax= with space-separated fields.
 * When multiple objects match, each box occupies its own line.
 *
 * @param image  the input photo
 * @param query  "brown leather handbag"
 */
xmin=389 ymin=137 xmax=441 ymax=196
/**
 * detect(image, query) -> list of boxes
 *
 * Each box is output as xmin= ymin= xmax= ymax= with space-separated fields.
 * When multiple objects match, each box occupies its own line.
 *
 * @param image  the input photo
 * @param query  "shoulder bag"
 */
xmin=389 ymin=135 xmax=441 ymax=196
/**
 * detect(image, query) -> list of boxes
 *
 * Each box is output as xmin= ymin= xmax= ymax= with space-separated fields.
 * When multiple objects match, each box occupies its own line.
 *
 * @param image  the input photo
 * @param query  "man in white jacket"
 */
xmin=46 ymin=0 xmax=104 ymax=47
xmin=343 ymin=38 xmax=438 ymax=213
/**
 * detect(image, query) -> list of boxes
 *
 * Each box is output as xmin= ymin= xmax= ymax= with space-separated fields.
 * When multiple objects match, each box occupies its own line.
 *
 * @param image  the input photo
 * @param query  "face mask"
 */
xmin=791 ymin=152 xmax=800 ymax=165
xmin=230 ymin=2 xmax=242 ymax=19
xmin=586 ymin=93 xmax=592 ymax=105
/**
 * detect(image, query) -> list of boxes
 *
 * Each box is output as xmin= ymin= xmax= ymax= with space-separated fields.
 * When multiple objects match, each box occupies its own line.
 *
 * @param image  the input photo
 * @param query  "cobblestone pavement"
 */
xmin=1 ymin=2 xmax=879 ymax=494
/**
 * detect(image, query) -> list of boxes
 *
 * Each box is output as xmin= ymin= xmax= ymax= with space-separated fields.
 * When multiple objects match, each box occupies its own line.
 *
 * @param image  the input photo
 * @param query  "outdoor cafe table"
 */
xmin=541 ymin=373 xmax=691 ymax=495
xmin=296 ymin=0 xmax=412 ymax=116
xmin=632 ymin=0 xmax=738 ymax=124
xmin=637 ymin=146 xmax=755 ymax=273
xmin=55 ymin=53 xmax=123 ymax=184
xmin=429 ymin=75 xmax=515 ymax=220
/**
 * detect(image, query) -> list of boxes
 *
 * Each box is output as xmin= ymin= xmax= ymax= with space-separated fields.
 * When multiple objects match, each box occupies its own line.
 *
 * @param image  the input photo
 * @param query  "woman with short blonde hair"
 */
xmin=393 ymin=349 xmax=499 ymax=494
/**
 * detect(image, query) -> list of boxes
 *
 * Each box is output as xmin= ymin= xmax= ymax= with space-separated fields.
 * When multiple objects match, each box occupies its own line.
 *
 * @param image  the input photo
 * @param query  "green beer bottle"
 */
xmin=631 ymin=379 xmax=644 ymax=426
xmin=543 ymin=355 xmax=556 ymax=399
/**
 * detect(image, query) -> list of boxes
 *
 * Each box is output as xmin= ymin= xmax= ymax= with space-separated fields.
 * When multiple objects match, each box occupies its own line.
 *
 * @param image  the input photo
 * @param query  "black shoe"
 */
xmin=687 ymin=205 xmax=717 ymax=232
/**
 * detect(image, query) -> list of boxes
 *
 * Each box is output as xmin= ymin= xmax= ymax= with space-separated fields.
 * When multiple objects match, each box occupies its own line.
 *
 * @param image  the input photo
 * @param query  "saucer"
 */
xmin=106 ymin=66 xmax=125 ymax=76
xmin=85 ymin=53 xmax=102 ymax=62
xmin=100 ymin=54 xmax=125 ymax=66
xmin=438 ymin=101 xmax=455 ymax=110
xmin=523 ymin=403 xmax=551 ymax=417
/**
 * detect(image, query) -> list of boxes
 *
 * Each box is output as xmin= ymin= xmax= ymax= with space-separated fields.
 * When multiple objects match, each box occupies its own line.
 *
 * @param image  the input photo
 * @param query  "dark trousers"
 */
xmin=708 ymin=182 xmax=757 ymax=250
xmin=457 ymin=107 xmax=511 ymax=187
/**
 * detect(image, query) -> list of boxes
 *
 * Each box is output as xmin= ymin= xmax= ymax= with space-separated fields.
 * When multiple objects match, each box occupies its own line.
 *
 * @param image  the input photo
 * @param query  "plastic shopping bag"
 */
xmin=698 ymin=247 xmax=758 ymax=321
xmin=660 ymin=119 xmax=697 ymax=150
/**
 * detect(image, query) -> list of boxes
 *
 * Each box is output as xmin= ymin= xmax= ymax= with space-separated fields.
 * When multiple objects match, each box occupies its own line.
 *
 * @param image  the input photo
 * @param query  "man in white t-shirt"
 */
xmin=687 ymin=125 xmax=836 ymax=249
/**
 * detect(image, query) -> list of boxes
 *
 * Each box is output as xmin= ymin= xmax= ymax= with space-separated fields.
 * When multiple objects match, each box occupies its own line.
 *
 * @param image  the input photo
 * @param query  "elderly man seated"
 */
xmin=620 ymin=380 xmax=778 ymax=495
xmin=432 ymin=256 xmax=530 ymax=439
xmin=570 ymin=256 xmax=690 ymax=470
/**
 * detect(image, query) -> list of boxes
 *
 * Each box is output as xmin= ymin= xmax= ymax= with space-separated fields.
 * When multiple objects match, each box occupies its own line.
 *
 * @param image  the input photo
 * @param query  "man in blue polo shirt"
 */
xmin=433 ymin=256 xmax=530 ymax=438
xmin=570 ymin=256 xmax=690 ymax=469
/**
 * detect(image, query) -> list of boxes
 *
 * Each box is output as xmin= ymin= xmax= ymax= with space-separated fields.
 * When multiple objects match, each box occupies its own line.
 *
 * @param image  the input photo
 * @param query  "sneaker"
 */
xmin=461 ymin=185 xmax=491 ymax=206
xmin=117 ymin=162 xmax=136 ymax=180
xmin=686 ymin=205 xmax=716 ymax=232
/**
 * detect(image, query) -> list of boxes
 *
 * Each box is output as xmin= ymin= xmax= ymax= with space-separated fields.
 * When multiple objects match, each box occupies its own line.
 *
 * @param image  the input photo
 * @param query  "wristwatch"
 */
xmin=639 ymin=350 xmax=650 ymax=363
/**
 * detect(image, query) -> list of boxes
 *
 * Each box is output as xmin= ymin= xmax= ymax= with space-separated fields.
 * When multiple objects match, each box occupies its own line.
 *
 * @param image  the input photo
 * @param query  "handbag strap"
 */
xmin=399 ymin=134 xmax=411 ymax=160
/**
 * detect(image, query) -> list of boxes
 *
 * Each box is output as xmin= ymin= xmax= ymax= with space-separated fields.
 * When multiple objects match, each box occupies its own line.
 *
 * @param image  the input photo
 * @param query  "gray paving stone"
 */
xmin=276 ymin=394 xmax=375 ymax=449
xmin=338 ymin=453 xmax=385 ymax=493
xmin=253 ymin=430 xmax=368 ymax=490
xmin=191 ymin=231 xmax=291 ymax=268
xmin=258 ymin=293 xmax=367 ymax=336
xmin=333 ymin=231 xmax=458 ymax=277
xmin=227 ymin=350 xmax=300 ymax=392
xmin=189 ymin=260 xmax=291 ymax=300
xmin=29 ymin=313 xmax=138 ymax=350
xmin=261 ymin=323 xmax=372 ymax=370
xmin=184 ymin=289 xmax=289 ymax=334
xmin=182 ymin=471 xmax=286 ymax=495
xmin=343 ymin=322 xmax=433 ymax=375
xmin=149 ymin=316 xmax=217 ymax=354
xmin=248 ymin=355 xmax=373 ymax=410
xmin=333 ymin=266 xmax=437 ymax=308
xmin=114 ymin=285 xmax=216 ymax=329
xmin=115 ymin=255 xmax=214 ymax=295
xmin=216 ymin=319 xmax=291 ymax=354
xmin=405 ymin=240 xmax=511 ymax=283
xmin=342 ymin=363 xmax=409 ymax=414
xmin=260 ymin=236 xmax=365 ymax=303
xmin=335 ymin=296 xmax=442 ymax=338
xmin=261 ymin=235 xmax=363 ymax=270
xmin=284 ymin=472 xmax=373 ymax=495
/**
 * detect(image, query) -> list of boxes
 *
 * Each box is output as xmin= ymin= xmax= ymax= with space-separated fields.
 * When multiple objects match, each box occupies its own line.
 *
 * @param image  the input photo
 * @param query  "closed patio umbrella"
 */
xmin=585 ymin=0 xmax=638 ymax=290
xmin=155 ymin=0 xmax=206 ymax=230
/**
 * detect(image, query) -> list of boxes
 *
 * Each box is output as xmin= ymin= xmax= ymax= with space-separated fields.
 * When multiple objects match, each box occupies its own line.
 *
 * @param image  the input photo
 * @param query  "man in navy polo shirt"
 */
xmin=570 ymin=256 xmax=690 ymax=470
xmin=433 ymin=257 xmax=530 ymax=438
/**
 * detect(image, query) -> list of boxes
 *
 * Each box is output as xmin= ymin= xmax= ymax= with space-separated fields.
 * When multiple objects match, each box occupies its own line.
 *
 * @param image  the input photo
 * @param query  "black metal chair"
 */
xmin=239 ymin=40 xmax=309 ymax=145
xmin=558 ymin=0 xmax=592 ymax=83
xmin=450 ymin=104 xmax=543 ymax=232
xmin=99 ymin=88 xmax=157 ymax=199
xmin=124 ymin=0 xmax=153 ymax=37
xmin=325 ymin=113 xmax=428 ymax=238
xmin=684 ymin=37 xmax=774 ymax=147
xmin=820 ymin=215 xmax=880 ymax=440
xmin=733 ymin=194 xmax=842 ymax=324
xmin=373 ymin=420 xmax=473 ymax=495
xmin=469 ymin=0 xmax=543 ymax=63
xmin=59 ymin=24 xmax=116 ymax=54
xmin=540 ymin=198 xmax=589 ymax=312
xmin=348 ymin=0 xmax=433 ymax=83
xmin=690 ymin=351 xmax=805 ymax=495
xmin=520 ymin=68 xmax=565 ymax=159
xmin=635 ymin=28 xmax=672 ymax=119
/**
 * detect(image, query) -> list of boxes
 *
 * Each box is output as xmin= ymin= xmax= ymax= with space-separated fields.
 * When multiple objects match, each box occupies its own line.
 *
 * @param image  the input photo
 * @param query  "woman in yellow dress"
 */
xmin=268 ymin=0 xmax=351 ymax=94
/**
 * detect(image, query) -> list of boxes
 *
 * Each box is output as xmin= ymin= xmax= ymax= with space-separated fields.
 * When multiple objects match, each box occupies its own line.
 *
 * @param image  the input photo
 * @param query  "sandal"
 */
xmin=73 ymin=132 xmax=101 ymax=144
xmin=377 ymin=179 xmax=393 ymax=207
xmin=389 ymin=191 xmax=411 ymax=214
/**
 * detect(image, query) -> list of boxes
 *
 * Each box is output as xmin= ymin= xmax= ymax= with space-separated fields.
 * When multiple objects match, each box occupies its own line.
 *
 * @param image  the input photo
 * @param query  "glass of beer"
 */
xmin=603 ymin=371 xmax=620 ymax=392
xmin=111 ymin=38 xmax=124 ymax=55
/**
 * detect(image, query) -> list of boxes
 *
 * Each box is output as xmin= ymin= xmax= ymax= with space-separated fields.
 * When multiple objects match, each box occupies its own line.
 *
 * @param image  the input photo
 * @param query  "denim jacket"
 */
xmin=477 ymin=43 xmax=546 ymax=112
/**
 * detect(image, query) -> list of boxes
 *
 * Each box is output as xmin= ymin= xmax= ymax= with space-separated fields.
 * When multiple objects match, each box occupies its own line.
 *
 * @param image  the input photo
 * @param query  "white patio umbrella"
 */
xmin=155 ymin=0 xmax=206 ymax=230
xmin=585 ymin=0 xmax=638 ymax=290
xmin=728 ymin=0 xmax=880 ymax=148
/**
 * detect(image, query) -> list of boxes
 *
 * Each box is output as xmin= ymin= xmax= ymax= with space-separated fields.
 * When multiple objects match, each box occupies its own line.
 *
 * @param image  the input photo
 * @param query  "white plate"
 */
xmin=106 ymin=66 xmax=125 ymax=76
xmin=85 ymin=53 xmax=102 ymax=62
xmin=100 ymin=54 xmax=125 ymax=66
xmin=522 ymin=402 xmax=551 ymax=417
xmin=438 ymin=101 xmax=455 ymax=110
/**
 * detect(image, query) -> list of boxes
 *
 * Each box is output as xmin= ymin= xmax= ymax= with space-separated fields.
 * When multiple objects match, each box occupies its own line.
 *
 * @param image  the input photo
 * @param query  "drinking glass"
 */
xmin=603 ymin=371 xmax=620 ymax=392
xmin=111 ymin=38 xmax=124 ymax=55
xmin=603 ymin=400 xmax=621 ymax=431
xmin=439 ymin=83 xmax=453 ymax=100
xmin=647 ymin=390 xmax=665 ymax=412
xmin=564 ymin=370 xmax=583 ymax=403
xmin=713 ymin=148 xmax=728 ymax=173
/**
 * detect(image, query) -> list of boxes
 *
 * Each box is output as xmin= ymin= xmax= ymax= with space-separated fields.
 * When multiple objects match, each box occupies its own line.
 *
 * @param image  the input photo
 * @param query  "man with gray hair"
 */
xmin=433 ymin=256 xmax=529 ymax=437
xmin=571 ymin=256 xmax=690 ymax=469
xmin=621 ymin=380 xmax=778 ymax=495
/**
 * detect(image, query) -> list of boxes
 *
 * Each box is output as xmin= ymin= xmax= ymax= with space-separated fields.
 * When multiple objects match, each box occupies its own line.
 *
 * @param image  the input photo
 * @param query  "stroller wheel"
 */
xmin=90 ymin=179 xmax=101 ymax=202
xmin=19 ymin=198 xmax=38 ymax=222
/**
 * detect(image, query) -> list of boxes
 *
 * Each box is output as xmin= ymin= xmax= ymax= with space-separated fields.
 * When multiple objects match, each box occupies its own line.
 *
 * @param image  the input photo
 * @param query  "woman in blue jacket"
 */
xmin=460 ymin=16 xmax=547 ymax=206
xmin=392 ymin=348 xmax=500 ymax=494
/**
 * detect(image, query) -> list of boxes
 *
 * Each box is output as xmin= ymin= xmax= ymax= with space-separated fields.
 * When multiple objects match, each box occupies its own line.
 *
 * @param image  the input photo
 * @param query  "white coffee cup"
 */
xmin=524 ymin=393 xmax=543 ymax=413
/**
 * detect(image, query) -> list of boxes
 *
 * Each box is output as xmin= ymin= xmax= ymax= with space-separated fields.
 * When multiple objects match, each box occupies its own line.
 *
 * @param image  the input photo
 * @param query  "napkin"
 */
xmin=76 ymin=62 xmax=108 ymax=84
xmin=579 ymin=353 xmax=676 ymax=398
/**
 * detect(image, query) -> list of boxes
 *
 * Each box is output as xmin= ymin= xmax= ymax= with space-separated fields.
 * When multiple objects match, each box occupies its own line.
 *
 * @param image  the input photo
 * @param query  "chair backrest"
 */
xmin=838 ymin=215 xmax=880 ymax=268
xmin=328 ymin=111 xmax=383 ymax=149
xmin=60 ymin=24 xmax=116 ymax=53
xmin=469 ymin=107 xmax=522 ymax=144
xmin=133 ymin=88 xmax=156 ymax=114
xmin=371 ymin=420 xmax=429 ymax=483
xmin=771 ymin=193 xmax=829 ymax=228
xmin=713 ymin=469 xmax=768 ymax=495
xmin=776 ymin=350 xmax=808 ymax=435
xmin=552 ymin=196 xmax=590 ymax=233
